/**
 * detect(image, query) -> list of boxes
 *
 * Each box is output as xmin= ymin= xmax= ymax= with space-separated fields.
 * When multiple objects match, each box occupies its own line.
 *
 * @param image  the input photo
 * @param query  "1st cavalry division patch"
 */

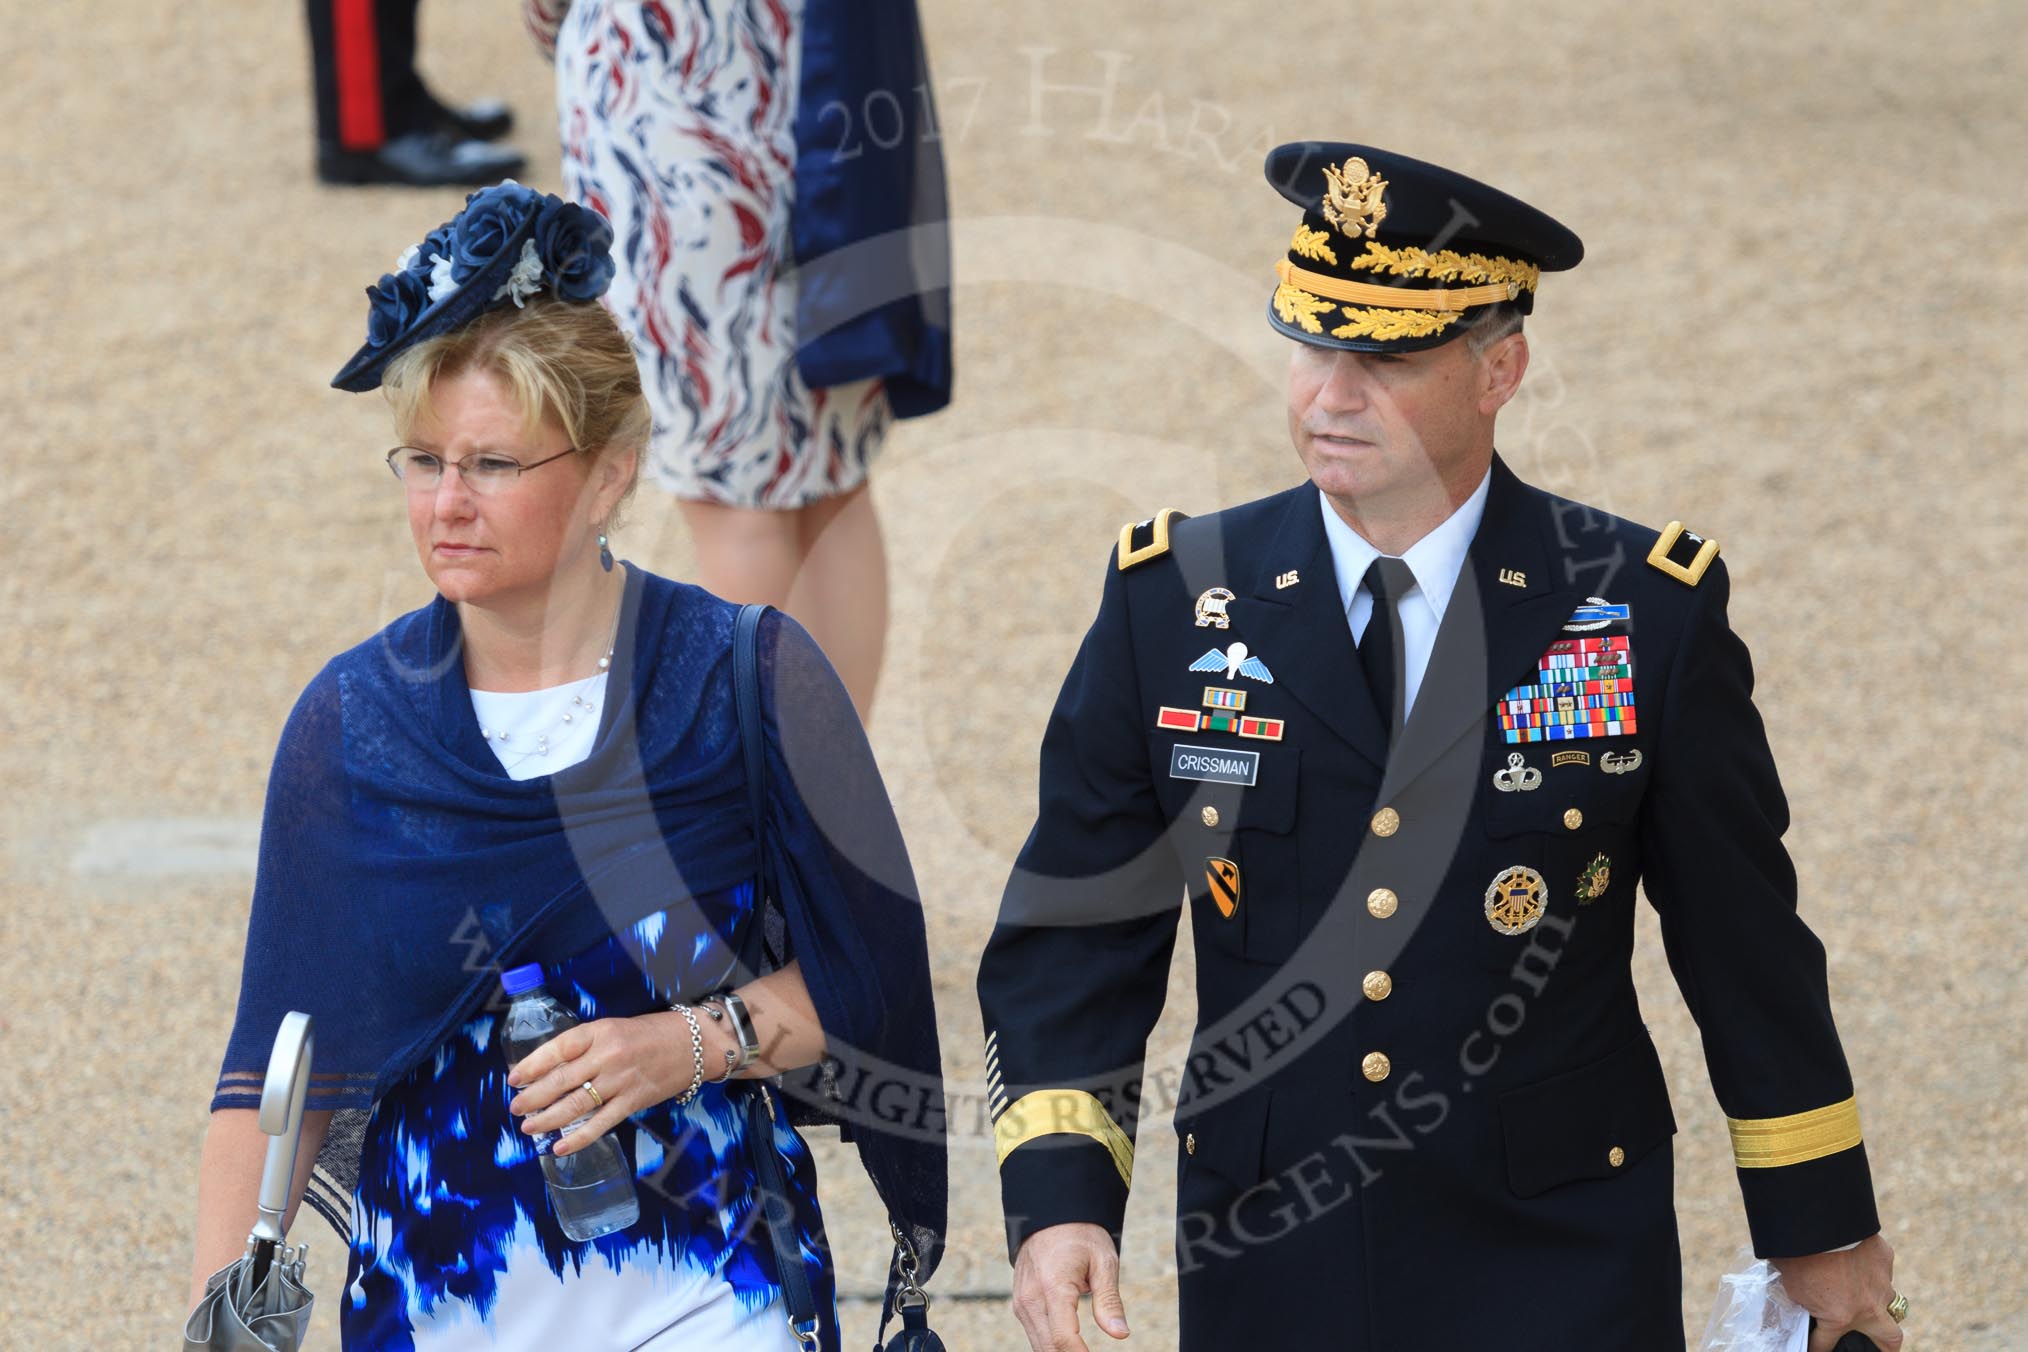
xmin=1207 ymin=858 xmax=1241 ymax=918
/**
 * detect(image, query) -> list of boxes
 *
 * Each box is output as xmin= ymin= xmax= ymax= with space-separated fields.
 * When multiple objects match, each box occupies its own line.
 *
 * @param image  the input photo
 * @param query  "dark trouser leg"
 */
xmin=305 ymin=0 xmax=421 ymax=150
xmin=375 ymin=0 xmax=434 ymax=137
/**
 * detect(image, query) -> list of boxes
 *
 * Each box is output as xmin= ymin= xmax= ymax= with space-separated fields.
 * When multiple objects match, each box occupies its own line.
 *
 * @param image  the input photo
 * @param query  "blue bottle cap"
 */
xmin=500 ymin=963 xmax=547 ymax=996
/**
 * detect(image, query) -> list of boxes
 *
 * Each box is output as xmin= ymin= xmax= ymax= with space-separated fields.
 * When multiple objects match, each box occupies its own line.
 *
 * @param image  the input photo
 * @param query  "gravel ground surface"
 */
xmin=4 ymin=1 xmax=2024 ymax=1348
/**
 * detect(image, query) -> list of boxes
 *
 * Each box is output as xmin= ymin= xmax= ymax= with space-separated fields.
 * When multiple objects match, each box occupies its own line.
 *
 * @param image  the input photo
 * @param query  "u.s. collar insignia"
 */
xmin=1275 ymin=569 xmax=1300 ymax=590
xmin=1576 ymin=852 xmax=1612 ymax=902
xmin=1194 ymin=587 xmax=1235 ymax=629
xmin=1206 ymin=857 xmax=1241 ymax=918
xmin=1485 ymin=865 xmax=1547 ymax=935
xmin=1564 ymin=597 xmax=1631 ymax=632
xmin=1492 ymin=752 xmax=1541 ymax=793
xmin=1601 ymin=749 xmax=1643 ymax=775
xmin=1190 ymin=641 xmax=1274 ymax=684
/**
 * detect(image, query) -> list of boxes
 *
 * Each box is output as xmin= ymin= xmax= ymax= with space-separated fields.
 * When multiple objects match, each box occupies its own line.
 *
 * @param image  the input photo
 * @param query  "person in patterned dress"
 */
xmin=524 ymin=0 xmax=951 ymax=717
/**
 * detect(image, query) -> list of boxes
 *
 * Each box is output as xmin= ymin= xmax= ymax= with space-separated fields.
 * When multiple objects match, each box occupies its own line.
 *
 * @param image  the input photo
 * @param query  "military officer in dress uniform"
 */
xmin=976 ymin=143 xmax=1906 ymax=1352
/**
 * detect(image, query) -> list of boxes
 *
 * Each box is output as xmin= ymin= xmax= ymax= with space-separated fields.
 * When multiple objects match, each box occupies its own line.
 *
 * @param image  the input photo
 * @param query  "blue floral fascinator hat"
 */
xmin=331 ymin=181 xmax=618 ymax=392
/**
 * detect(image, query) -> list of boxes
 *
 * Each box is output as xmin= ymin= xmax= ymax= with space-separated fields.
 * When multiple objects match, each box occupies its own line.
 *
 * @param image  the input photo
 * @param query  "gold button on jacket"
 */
xmin=1608 ymin=1146 xmax=1626 ymax=1168
xmin=1362 ymin=970 xmax=1393 ymax=1000
xmin=1361 ymin=1052 xmax=1391 ymax=1082
xmin=1370 ymin=806 xmax=1400 ymax=836
xmin=1563 ymin=806 xmax=1584 ymax=830
xmin=1366 ymin=887 xmax=1399 ymax=918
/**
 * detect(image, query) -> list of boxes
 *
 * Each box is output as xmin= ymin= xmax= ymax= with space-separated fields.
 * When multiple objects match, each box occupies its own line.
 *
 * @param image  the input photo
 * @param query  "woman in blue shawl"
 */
xmin=188 ymin=184 xmax=945 ymax=1352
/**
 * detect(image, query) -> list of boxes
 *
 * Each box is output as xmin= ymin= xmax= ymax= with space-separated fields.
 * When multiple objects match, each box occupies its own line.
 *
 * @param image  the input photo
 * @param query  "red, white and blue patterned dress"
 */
xmin=338 ymin=883 xmax=838 ymax=1350
xmin=554 ymin=0 xmax=891 ymax=509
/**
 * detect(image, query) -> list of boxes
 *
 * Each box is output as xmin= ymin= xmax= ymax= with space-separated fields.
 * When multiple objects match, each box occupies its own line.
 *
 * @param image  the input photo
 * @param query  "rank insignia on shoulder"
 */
xmin=1564 ymin=597 xmax=1631 ymax=631
xmin=1190 ymin=642 xmax=1275 ymax=684
xmin=1118 ymin=508 xmax=1189 ymax=571
xmin=1194 ymin=587 xmax=1235 ymax=628
xmin=1207 ymin=858 xmax=1241 ymax=918
xmin=1646 ymin=520 xmax=1719 ymax=587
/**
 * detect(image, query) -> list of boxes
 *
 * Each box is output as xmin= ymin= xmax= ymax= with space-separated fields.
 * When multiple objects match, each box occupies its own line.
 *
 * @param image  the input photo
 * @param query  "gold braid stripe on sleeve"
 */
xmin=1727 ymin=1096 xmax=1864 ymax=1169
xmin=993 ymin=1088 xmax=1135 ymax=1188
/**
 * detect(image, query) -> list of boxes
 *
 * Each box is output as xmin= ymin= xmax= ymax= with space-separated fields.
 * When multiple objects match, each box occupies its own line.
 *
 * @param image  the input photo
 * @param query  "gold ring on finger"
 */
xmin=583 ymin=1079 xmax=604 ymax=1108
xmin=1887 ymin=1291 xmax=1909 ymax=1323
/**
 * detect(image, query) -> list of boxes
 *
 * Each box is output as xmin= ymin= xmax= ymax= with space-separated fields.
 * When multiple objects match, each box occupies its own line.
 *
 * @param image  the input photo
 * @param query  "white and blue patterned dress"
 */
xmin=554 ymin=0 xmax=891 ymax=509
xmin=338 ymin=883 xmax=836 ymax=1350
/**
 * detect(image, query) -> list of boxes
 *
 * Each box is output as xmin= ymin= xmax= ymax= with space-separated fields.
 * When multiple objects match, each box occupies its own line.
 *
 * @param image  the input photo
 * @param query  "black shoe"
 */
xmin=317 ymin=130 xmax=527 ymax=188
xmin=432 ymin=97 xmax=514 ymax=143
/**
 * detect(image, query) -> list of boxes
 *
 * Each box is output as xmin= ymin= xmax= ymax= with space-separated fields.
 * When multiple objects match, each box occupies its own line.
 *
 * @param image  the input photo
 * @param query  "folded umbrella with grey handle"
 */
xmin=183 ymin=1011 xmax=317 ymax=1352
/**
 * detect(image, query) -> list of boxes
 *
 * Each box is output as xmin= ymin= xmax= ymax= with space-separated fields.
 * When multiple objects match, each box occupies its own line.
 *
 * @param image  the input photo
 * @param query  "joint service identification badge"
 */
xmin=1485 ymin=865 xmax=1547 ymax=935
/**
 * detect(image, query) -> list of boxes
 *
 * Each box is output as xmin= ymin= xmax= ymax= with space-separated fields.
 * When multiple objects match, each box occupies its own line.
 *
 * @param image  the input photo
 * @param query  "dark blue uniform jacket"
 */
xmin=977 ymin=455 xmax=1878 ymax=1350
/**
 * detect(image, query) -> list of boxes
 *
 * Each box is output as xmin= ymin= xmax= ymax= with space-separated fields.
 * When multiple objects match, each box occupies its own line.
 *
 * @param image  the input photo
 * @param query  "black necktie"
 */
xmin=1358 ymin=557 xmax=1417 ymax=739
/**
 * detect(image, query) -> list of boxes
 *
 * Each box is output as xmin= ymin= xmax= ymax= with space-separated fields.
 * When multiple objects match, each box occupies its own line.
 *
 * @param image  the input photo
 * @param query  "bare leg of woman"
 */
xmin=784 ymin=482 xmax=888 ymax=720
xmin=677 ymin=490 xmax=888 ymax=718
xmin=677 ymin=500 xmax=804 ymax=609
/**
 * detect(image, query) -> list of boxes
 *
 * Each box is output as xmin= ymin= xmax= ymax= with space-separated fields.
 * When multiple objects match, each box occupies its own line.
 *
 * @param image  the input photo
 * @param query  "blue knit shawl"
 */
xmin=211 ymin=562 xmax=946 ymax=1278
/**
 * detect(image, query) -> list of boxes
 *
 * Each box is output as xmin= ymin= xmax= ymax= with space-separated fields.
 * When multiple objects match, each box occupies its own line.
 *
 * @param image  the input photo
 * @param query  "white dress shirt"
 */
xmin=1319 ymin=467 xmax=1493 ymax=720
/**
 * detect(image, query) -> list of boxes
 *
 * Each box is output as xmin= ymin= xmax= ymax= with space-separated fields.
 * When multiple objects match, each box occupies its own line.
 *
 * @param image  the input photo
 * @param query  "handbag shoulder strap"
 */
xmin=734 ymin=601 xmax=769 ymax=890
xmin=729 ymin=602 xmax=935 ymax=1348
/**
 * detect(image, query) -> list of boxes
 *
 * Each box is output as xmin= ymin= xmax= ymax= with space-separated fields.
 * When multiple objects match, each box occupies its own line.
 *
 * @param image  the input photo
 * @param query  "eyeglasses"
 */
xmin=385 ymin=445 xmax=581 ymax=495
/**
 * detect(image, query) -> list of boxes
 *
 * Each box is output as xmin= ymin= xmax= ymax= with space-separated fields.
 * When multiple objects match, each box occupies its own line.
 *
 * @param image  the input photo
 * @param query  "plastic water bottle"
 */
xmin=499 ymin=963 xmax=640 ymax=1240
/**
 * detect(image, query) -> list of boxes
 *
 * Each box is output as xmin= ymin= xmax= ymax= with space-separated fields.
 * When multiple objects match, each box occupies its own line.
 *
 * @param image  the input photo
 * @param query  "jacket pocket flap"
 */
xmin=1485 ymin=759 xmax=1644 ymax=839
xmin=1175 ymin=1090 xmax=1271 ymax=1189
xmin=1498 ymin=1034 xmax=1677 ymax=1198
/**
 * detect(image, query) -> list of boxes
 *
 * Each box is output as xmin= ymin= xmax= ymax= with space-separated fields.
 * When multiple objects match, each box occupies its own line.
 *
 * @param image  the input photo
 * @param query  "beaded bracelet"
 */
xmin=671 ymin=1003 xmax=707 ymax=1107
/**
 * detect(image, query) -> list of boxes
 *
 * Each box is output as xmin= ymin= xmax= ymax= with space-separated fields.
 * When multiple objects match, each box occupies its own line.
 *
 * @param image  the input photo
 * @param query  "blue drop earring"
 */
xmin=597 ymin=530 xmax=613 ymax=572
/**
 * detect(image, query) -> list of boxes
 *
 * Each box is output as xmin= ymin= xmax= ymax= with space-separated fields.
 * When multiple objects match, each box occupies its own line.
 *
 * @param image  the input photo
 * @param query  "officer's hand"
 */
xmin=1771 ymin=1233 xmax=1904 ymax=1352
xmin=1011 ymin=1222 xmax=1129 ymax=1351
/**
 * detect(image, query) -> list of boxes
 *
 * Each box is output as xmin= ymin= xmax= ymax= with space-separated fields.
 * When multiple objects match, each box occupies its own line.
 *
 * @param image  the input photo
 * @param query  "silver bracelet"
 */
xmin=703 ymin=989 xmax=762 ymax=1077
xmin=670 ymin=1003 xmax=706 ymax=1106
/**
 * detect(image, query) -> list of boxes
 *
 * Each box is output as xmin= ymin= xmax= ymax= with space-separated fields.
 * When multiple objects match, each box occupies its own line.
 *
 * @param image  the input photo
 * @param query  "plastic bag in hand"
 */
xmin=1699 ymin=1247 xmax=1810 ymax=1352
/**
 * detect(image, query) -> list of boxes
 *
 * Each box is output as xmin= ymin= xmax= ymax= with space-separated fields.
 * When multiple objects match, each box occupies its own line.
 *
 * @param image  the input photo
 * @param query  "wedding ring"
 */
xmin=1886 ymin=1291 xmax=1909 ymax=1323
xmin=583 ymin=1080 xmax=604 ymax=1108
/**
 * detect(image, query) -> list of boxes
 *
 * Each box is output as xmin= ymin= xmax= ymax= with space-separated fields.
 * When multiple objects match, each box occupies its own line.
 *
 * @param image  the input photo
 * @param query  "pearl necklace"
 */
xmin=476 ymin=649 xmax=613 ymax=767
xmin=474 ymin=585 xmax=624 ymax=768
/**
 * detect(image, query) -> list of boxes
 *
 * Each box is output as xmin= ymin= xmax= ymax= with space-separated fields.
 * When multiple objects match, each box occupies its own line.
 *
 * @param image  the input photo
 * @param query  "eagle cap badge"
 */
xmin=1322 ymin=157 xmax=1389 ymax=240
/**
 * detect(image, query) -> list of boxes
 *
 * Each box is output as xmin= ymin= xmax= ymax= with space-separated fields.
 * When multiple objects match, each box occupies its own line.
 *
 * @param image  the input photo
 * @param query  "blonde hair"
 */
xmin=382 ymin=299 xmax=650 ymax=531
